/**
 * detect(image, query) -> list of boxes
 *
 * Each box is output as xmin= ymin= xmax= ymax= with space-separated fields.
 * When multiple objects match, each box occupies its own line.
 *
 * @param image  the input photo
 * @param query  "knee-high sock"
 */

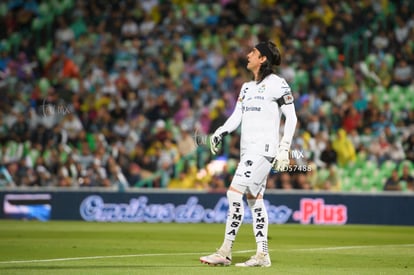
xmin=220 ymin=190 xmax=244 ymax=254
xmin=248 ymin=198 xmax=269 ymax=254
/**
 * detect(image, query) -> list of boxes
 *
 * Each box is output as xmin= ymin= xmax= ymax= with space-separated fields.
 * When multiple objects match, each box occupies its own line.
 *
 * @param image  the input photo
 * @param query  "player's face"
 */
xmin=246 ymin=48 xmax=264 ymax=72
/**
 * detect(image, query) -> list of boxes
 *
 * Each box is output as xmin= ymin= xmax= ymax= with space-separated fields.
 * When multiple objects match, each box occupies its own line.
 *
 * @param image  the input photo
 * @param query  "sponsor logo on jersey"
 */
xmin=242 ymin=106 xmax=262 ymax=112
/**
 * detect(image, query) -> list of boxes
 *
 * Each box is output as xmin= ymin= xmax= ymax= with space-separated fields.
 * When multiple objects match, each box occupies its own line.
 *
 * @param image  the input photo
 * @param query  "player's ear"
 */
xmin=259 ymin=55 xmax=267 ymax=64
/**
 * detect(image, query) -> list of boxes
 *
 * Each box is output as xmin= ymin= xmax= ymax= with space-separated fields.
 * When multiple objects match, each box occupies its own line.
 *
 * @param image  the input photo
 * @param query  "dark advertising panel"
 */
xmin=1 ymin=190 xmax=413 ymax=225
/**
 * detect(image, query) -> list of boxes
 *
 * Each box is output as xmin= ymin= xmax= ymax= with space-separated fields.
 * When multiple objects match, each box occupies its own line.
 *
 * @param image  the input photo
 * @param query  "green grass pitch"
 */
xmin=0 ymin=220 xmax=413 ymax=275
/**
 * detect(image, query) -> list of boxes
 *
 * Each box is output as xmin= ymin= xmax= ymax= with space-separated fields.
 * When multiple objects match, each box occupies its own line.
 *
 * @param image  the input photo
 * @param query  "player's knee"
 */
xmin=246 ymin=192 xmax=263 ymax=200
xmin=227 ymin=189 xmax=243 ymax=202
xmin=247 ymin=197 xmax=264 ymax=209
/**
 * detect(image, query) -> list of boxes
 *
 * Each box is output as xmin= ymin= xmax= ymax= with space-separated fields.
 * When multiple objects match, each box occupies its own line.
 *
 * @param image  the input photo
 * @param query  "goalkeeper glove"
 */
xmin=210 ymin=128 xmax=228 ymax=155
xmin=272 ymin=141 xmax=291 ymax=172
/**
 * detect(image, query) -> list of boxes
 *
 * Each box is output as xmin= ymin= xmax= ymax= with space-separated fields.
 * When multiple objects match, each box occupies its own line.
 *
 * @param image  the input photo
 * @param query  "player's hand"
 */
xmin=210 ymin=129 xmax=227 ymax=155
xmin=272 ymin=141 xmax=290 ymax=171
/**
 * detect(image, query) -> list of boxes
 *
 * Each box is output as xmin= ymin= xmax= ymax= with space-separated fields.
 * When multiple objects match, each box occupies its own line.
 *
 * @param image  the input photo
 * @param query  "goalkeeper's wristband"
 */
xmin=279 ymin=140 xmax=291 ymax=151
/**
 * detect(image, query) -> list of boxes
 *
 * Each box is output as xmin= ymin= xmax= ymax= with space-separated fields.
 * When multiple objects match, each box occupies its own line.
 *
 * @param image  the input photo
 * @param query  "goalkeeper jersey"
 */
xmin=219 ymin=74 xmax=295 ymax=158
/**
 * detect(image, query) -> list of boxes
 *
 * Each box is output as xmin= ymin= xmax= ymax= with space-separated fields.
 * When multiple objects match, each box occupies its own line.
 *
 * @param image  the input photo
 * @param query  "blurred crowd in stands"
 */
xmin=0 ymin=0 xmax=413 ymax=192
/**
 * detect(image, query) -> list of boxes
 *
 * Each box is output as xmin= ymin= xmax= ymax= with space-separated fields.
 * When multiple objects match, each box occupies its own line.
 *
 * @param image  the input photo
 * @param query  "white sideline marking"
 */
xmin=1 ymin=245 xmax=413 ymax=265
xmin=294 ymin=243 xmax=414 ymax=252
xmin=0 ymin=250 xmax=257 ymax=265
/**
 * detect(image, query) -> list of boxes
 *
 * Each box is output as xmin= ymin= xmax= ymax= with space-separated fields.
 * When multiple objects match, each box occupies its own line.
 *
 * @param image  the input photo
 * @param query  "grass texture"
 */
xmin=0 ymin=220 xmax=413 ymax=275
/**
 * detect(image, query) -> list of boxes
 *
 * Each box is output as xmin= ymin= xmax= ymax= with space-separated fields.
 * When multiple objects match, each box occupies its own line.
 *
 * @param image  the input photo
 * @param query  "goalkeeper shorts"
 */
xmin=230 ymin=153 xmax=272 ymax=197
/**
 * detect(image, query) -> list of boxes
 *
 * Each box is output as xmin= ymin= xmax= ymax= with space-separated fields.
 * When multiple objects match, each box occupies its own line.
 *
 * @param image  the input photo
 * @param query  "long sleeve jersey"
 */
xmin=217 ymin=74 xmax=297 ymax=158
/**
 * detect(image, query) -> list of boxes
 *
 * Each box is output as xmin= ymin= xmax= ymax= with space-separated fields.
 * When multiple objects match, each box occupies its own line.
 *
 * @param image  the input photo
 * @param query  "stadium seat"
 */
xmin=377 ymin=91 xmax=390 ymax=105
xmin=380 ymin=160 xmax=397 ymax=177
xmin=345 ymin=152 xmax=366 ymax=176
xmin=373 ymin=85 xmax=387 ymax=95
xmin=359 ymin=176 xmax=373 ymax=192
xmin=403 ymin=85 xmax=414 ymax=108
xmin=348 ymin=175 xmax=362 ymax=191
xmin=362 ymin=160 xmax=377 ymax=177
xmin=388 ymin=85 xmax=403 ymax=100
xmin=340 ymin=176 xmax=353 ymax=191
xmin=370 ymin=169 xmax=385 ymax=191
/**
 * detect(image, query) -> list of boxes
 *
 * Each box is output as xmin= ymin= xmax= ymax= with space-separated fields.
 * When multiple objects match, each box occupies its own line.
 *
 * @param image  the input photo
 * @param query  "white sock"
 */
xmin=248 ymin=198 xmax=269 ymax=255
xmin=220 ymin=239 xmax=233 ymax=254
xmin=220 ymin=190 xmax=244 ymax=255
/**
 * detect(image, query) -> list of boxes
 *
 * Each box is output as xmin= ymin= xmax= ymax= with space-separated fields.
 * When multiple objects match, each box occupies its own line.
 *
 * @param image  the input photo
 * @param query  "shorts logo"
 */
xmin=244 ymin=160 xmax=253 ymax=177
xmin=245 ymin=160 xmax=253 ymax=166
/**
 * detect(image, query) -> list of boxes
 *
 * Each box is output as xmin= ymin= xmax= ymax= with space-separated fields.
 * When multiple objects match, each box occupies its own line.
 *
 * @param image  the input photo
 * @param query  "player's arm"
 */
xmin=210 ymin=98 xmax=242 ymax=155
xmin=273 ymin=91 xmax=297 ymax=171
xmin=279 ymin=102 xmax=297 ymax=147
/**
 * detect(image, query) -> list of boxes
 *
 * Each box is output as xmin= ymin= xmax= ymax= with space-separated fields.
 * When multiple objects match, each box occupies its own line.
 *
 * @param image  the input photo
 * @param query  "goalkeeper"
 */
xmin=200 ymin=41 xmax=297 ymax=267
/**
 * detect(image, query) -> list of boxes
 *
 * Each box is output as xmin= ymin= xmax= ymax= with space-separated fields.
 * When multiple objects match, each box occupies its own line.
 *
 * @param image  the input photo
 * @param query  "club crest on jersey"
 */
xmin=258 ymin=84 xmax=266 ymax=93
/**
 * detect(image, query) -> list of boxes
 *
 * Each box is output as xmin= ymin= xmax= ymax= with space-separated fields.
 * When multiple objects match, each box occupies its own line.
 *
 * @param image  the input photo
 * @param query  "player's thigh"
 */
xmin=232 ymin=154 xmax=272 ymax=186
